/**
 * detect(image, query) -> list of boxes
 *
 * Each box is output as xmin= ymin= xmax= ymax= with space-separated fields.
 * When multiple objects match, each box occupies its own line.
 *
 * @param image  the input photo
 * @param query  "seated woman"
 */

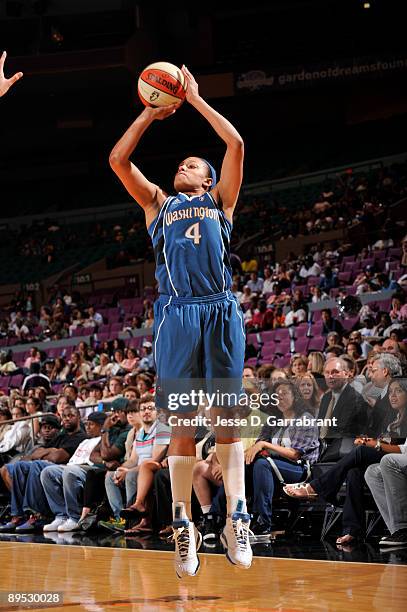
xmin=295 ymin=373 xmax=321 ymax=416
xmin=284 ymin=376 xmax=407 ymax=546
xmin=0 ymin=404 xmax=31 ymax=466
xmin=245 ymin=380 xmax=319 ymax=539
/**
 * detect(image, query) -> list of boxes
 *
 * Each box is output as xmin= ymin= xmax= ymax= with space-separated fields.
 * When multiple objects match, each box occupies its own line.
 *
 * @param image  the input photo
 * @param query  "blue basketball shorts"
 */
xmin=153 ymin=290 xmax=246 ymax=413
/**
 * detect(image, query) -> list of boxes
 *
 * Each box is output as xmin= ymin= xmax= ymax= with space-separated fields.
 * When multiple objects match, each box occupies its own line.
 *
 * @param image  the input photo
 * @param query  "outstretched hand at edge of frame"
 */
xmin=0 ymin=51 xmax=23 ymax=98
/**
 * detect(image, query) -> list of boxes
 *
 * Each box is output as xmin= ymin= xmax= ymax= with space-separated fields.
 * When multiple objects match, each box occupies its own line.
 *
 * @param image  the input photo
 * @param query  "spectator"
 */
xmin=311 ymin=286 xmax=329 ymax=303
xmin=284 ymin=376 xmax=407 ymax=545
xmin=25 ymin=396 xmax=43 ymax=438
xmin=365 ymin=439 xmax=407 ymax=547
xmin=317 ymin=357 xmax=370 ymax=461
xmin=245 ymin=380 xmax=319 ymax=538
xmin=66 ymin=352 xmax=92 ymax=383
xmin=123 ymin=386 xmax=140 ymax=401
xmin=138 ymin=341 xmax=154 ymax=372
xmin=23 ymin=347 xmax=41 ymax=373
xmin=319 ymin=267 xmax=338 ymax=292
xmin=262 ymin=267 xmax=274 ymax=295
xmin=40 ymin=411 xmax=107 ymax=533
xmin=247 ymin=272 xmax=264 ymax=295
xmin=321 ymin=309 xmax=344 ymax=336
xmin=142 ymin=307 xmax=154 ymax=329
xmin=368 ymin=354 xmax=403 ymax=437
xmin=22 ymin=362 xmax=51 ymax=395
xmin=290 ymin=354 xmax=308 ymax=377
xmin=348 ymin=330 xmax=373 ymax=359
xmin=0 ymin=404 xmax=31 ymax=463
xmin=231 ymin=281 xmax=243 ymax=302
xmin=307 ymin=351 xmax=325 ymax=376
xmin=0 ymin=407 xmax=13 ymax=444
xmin=284 ymin=301 xmax=307 ymax=327
xmin=246 ymin=299 xmax=273 ymax=332
xmin=0 ymin=407 xmax=86 ymax=532
xmin=0 ymin=350 xmax=18 ymax=376
xmin=296 ymin=373 xmax=321 ymax=416
xmin=120 ymin=348 xmax=139 ymax=373
xmin=49 ymin=357 xmax=69 ymax=384
xmin=101 ymin=395 xmax=170 ymax=532
xmin=86 ymin=306 xmax=104 ymax=328
xmin=93 ymin=353 xmax=114 ymax=379
xmin=75 ymin=400 xmax=134 ymax=529
xmin=240 ymin=285 xmax=254 ymax=306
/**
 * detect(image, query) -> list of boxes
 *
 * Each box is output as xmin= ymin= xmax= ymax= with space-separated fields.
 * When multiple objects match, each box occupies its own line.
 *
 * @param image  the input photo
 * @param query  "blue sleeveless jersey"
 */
xmin=148 ymin=192 xmax=233 ymax=297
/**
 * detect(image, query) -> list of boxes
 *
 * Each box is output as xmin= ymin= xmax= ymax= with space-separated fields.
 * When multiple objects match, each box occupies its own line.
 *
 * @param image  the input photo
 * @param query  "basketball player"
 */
xmin=0 ymin=51 xmax=23 ymax=97
xmin=110 ymin=65 xmax=252 ymax=577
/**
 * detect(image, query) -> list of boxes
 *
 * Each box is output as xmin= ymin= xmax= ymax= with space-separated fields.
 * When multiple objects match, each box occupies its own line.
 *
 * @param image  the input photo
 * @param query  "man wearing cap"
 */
xmin=138 ymin=341 xmax=154 ymax=372
xmin=40 ymin=412 xmax=106 ymax=533
xmin=62 ymin=398 xmax=131 ymax=528
xmin=0 ymin=407 xmax=87 ymax=532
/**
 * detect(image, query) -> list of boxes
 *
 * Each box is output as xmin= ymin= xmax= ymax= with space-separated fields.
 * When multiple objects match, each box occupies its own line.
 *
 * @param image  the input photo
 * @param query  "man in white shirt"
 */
xmin=246 ymin=272 xmax=264 ymax=295
xmin=40 ymin=411 xmax=106 ymax=533
xmin=262 ymin=267 xmax=274 ymax=295
xmin=365 ymin=439 xmax=407 ymax=547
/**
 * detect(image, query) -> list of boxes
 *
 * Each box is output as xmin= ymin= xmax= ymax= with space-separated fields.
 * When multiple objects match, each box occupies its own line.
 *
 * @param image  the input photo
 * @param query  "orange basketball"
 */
xmin=138 ymin=61 xmax=187 ymax=107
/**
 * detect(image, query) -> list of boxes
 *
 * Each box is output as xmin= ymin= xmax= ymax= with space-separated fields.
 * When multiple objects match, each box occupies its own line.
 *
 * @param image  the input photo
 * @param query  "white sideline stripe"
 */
xmin=154 ymin=296 xmax=173 ymax=365
xmin=151 ymin=196 xmax=170 ymax=238
xmin=229 ymin=296 xmax=246 ymax=341
xmin=208 ymin=191 xmax=226 ymax=292
xmin=162 ymin=198 xmax=179 ymax=297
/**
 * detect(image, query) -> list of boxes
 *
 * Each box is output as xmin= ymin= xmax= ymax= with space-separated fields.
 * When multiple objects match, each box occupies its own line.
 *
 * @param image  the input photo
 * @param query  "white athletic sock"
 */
xmin=201 ymin=505 xmax=212 ymax=515
xmin=215 ymin=441 xmax=247 ymax=515
xmin=168 ymin=455 xmax=196 ymax=521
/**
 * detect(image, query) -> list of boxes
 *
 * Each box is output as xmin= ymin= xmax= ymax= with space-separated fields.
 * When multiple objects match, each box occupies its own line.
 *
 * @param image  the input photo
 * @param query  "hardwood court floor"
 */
xmin=0 ymin=542 xmax=406 ymax=611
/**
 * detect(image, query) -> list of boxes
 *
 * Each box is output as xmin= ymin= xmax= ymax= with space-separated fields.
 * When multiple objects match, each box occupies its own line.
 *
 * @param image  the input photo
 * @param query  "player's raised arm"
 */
xmin=109 ymin=104 xmax=179 ymax=219
xmin=0 ymin=51 xmax=23 ymax=97
xmin=181 ymin=65 xmax=244 ymax=212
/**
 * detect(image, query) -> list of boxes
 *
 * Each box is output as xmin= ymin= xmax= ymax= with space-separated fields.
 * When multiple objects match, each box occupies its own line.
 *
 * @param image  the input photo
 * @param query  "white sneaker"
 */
xmin=57 ymin=518 xmax=81 ymax=532
xmin=43 ymin=517 xmax=67 ymax=532
xmin=220 ymin=512 xmax=253 ymax=569
xmin=172 ymin=518 xmax=202 ymax=578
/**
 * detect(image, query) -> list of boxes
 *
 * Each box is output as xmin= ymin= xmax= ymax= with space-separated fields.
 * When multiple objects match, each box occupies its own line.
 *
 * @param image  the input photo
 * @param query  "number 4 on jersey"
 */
xmin=185 ymin=222 xmax=201 ymax=245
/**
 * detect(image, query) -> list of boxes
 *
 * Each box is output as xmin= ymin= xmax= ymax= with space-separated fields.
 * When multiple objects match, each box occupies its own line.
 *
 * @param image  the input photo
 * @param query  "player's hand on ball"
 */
xmin=0 ymin=51 xmax=23 ymax=97
xmin=144 ymin=103 xmax=180 ymax=121
xmin=181 ymin=65 xmax=199 ymax=103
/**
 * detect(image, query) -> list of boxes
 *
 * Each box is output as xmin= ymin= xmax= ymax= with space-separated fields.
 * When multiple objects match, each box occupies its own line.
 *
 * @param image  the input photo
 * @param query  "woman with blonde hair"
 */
xmin=307 ymin=351 xmax=325 ymax=375
xmin=295 ymin=373 xmax=321 ymax=416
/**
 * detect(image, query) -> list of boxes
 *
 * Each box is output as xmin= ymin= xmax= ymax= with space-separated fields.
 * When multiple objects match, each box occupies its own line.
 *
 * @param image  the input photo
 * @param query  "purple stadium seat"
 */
xmin=374 ymin=250 xmax=387 ymax=260
xmin=9 ymin=374 xmax=23 ymax=387
xmin=260 ymin=330 xmax=276 ymax=344
xmin=274 ymin=328 xmax=289 ymax=343
xmin=294 ymin=337 xmax=309 ymax=354
xmin=388 ymin=247 xmax=402 ymax=259
xmin=247 ymin=333 xmax=259 ymax=348
xmin=342 ymin=316 xmax=360 ymax=331
xmin=342 ymin=255 xmax=356 ymax=264
xmin=96 ymin=332 xmax=110 ymax=343
xmin=275 ymin=340 xmax=290 ymax=355
xmin=338 ymin=271 xmax=351 ymax=284
xmin=110 ymin=322 xmax=123 ymax=334
xmin=294 ymin=324 xmax=308 ymax=338
xmin=128 ymin=336 xmax=143 ymax=349
xmin=308 ymin=336 xmax=326 ymax=352
xmin=311 ymin=321 xmax=324 ymax=335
